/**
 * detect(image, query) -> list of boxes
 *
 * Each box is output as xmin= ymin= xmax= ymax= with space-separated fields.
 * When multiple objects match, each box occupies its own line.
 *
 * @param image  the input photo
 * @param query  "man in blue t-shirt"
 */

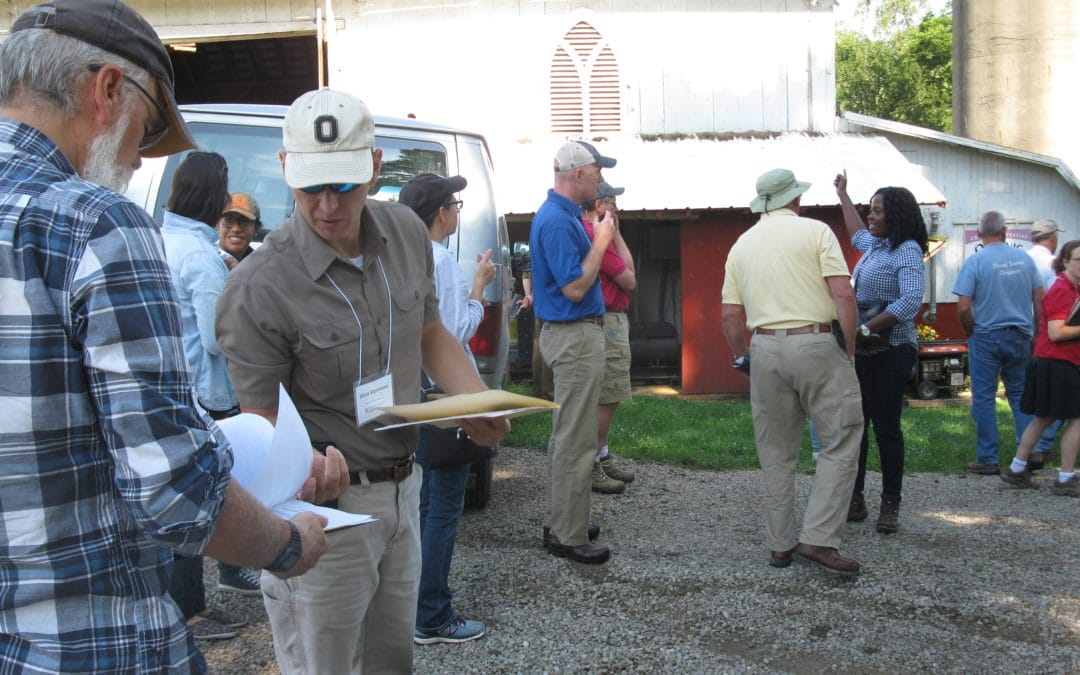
xmin=953 ymin=211 xmax=1045 ymax=475
xmin=529 ymin=141 xmax=617 ymax=564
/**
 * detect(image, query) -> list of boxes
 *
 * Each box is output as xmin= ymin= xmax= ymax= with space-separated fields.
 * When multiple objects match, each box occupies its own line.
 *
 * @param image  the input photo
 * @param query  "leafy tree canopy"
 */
xmin=836 ymin=10 xmax=952 ymax=131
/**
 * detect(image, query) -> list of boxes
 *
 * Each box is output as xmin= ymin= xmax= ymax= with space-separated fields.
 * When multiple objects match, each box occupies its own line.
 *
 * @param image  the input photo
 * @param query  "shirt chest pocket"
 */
xmin=389 ymin=277 xmax=431 ymax=332
xmin=299 ymin=315 xmax=363 ymax=385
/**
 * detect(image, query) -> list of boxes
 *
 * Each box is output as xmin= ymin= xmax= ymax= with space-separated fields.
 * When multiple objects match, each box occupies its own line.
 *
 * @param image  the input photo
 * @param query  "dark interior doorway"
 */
xmin=169 ymin=35 xmax=324 ymax=105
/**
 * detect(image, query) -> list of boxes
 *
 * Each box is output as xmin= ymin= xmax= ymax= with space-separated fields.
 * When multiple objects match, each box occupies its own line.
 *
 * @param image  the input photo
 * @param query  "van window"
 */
xmin=153 ymin=124 xmax=450 ymax=236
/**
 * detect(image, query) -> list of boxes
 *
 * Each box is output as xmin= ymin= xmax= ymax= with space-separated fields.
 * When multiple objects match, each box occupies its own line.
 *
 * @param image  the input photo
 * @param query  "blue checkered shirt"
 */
xmin=851 ymin=229 xmax=925 ymax=346
xmin=0 ymin=119 xmax=232 ymax=673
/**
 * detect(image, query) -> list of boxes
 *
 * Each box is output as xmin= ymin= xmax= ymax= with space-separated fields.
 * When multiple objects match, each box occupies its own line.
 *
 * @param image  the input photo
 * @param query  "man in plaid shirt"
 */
xmin=0 ymin=2 xmax=345 ymax=672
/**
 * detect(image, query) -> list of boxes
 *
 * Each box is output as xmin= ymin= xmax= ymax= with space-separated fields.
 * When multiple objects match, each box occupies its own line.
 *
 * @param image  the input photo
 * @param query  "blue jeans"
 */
xmin=968 ymin=328 xmax=1034 ymax=465
xmin=415 ymin=426 xmax=471 ymax=632
xmin=1034 ymin=419 xmax=1063 ymax=454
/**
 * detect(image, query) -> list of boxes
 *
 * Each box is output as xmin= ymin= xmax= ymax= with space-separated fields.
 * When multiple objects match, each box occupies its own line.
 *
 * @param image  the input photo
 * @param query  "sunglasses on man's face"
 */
xmin=298 ymin=183 xmax=362 ymax=194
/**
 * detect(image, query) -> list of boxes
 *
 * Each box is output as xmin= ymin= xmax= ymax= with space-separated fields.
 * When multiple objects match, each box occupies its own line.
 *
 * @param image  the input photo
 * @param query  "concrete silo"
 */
xmin=953 ymin=0 xmax=1080 ymax=172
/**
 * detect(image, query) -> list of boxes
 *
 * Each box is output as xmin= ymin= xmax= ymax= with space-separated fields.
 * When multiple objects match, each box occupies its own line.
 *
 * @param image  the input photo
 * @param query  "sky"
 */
xmin=833 ymin=0 xmax=951 ymax=35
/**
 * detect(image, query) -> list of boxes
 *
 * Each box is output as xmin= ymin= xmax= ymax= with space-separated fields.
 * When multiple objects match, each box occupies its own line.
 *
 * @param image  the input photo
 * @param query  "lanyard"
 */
xmin=324 ymin=256 xmax=393 ymax=379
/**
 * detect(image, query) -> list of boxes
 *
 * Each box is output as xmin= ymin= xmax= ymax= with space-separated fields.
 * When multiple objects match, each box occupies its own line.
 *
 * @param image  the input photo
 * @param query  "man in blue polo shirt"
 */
xmin=530 ymin=141 xmax=617 ymax=564
xmin=953 ymin=210 xmax=1044 ymax=475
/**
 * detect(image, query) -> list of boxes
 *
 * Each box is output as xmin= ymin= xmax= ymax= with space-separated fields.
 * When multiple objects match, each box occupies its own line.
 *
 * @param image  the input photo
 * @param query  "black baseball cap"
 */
xmin=399 ymin=174 xmax=468 ymax=225
xmin=13 ymin=0 xmax=196 ymax=157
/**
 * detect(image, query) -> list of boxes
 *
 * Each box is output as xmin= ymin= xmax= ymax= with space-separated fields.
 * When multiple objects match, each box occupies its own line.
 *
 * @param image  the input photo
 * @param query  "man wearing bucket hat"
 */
xmin=721 ymin=168 xmax=864 ymax=576
xmin=581 ymin=182 xmax=638 ymax=495
xmin=216 ymin=89 xmax=510 ymax=673
xmin=530 ymin=140 xmax=618 ymax=564
xmin=0 ymin=2 xmax=341 ymax=672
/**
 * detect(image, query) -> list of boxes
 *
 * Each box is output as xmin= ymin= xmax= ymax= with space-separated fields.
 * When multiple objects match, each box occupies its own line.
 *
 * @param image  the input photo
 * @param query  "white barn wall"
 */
xmin=864 ymin=131 xmax=1080 ymax=303
xmin=327 ymin=0 xmax=836 ymax=138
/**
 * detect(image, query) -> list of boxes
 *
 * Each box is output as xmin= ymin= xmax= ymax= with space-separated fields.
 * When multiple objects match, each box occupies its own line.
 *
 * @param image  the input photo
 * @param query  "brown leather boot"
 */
xmin=876 ymin=493 xmax=900 ymax=534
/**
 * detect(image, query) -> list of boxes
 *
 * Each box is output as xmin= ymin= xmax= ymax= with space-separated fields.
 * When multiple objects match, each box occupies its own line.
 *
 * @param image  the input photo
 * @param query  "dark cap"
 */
xmin=399 ymin=174 xmax=467 ymax=225
xmin=13 ymin=0 xmax=196 ymax=157
xmin=598 ymin=182 xmax=625 ymax=199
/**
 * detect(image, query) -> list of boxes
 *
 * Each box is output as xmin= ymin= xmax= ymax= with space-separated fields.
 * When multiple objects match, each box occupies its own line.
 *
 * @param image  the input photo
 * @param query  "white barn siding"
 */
xmin=858 ymin=130 xmax=1080 ymax=303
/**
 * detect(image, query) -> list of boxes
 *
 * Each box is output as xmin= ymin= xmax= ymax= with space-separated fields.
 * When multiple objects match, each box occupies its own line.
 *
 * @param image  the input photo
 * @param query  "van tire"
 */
xmin=464 ymin=454 xmax=494 ymax=509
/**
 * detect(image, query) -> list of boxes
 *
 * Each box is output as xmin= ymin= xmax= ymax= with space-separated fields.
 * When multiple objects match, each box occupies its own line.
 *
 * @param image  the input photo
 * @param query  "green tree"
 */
xmin=836 ymin=12 xmax=952 ymax=132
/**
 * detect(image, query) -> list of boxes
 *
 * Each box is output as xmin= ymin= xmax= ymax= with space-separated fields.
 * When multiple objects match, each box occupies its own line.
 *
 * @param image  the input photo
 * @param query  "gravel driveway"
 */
xmin=203 ymin=448 xmax=1079 ymax=673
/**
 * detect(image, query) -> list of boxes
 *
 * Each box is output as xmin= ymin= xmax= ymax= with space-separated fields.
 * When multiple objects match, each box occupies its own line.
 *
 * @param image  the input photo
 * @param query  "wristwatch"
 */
xmin=265 ymin=521 xmax=302 ymax=573
xmin=859 ymin=323 xmax=871 ymax=337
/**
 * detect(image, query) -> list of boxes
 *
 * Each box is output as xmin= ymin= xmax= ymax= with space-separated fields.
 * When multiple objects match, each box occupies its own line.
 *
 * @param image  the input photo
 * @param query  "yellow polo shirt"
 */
xmin=722 ymin=208 xmax=850 ymax=330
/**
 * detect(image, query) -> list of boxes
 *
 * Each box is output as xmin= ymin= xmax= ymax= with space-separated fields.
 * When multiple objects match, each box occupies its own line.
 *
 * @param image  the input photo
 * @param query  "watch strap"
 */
xmin=264 ymin=520 xmax=302 ymax=573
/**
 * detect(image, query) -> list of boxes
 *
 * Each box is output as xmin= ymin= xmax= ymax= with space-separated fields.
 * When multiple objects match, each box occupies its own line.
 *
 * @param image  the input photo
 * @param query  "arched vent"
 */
xmin=549 ymin=21 xmax=622 ymax=135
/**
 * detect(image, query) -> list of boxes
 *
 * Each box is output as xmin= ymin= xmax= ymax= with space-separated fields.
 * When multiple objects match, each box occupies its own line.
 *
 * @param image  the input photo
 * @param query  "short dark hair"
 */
xmin=166 ymin=151 xmax=228 ymax=227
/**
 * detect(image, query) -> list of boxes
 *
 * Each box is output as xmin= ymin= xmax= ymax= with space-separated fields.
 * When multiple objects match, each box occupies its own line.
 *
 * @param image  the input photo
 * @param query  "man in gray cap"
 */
xmin=721 ymin=168 xmax=864 ymax=576
xmin=530 ymin=140 xmax=617 ymax=564
xmin=0 ymin=2 xmax=342 ymax=672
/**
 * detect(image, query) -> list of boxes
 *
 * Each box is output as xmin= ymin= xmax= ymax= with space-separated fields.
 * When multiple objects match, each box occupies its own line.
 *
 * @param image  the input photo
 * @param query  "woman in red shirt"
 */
xmin=1001 ymin=239 xmax=1080 ymax=496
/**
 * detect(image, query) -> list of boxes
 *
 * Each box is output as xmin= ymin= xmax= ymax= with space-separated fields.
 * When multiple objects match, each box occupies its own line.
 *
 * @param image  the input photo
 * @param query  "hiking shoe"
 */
xmin=591 ymin=462 xmax=625 ymax=494
xmin=599 ymin=454 xmax=635 ymax=483
xmin=1050 ymin=475 xmax=1079 ymax=497
xmin=1001 ymin=467 xmax=1039 ymax=490
xmin=966 ymin=461 xmax=1000 ymax=475
xmin=847 ymin=492 xmax=868 ymax=522
xmin=414 ymin=616 xmax=487 ymax=645
xmin=189 ymin=617 xmax=237 ymax=641
xmin=218 ymin=565 xmax=262 ymax=597
xmin=876 ymin=494 xmax=900 ymax=534
xmin=200 ymin=607 xmax=247 ymax=630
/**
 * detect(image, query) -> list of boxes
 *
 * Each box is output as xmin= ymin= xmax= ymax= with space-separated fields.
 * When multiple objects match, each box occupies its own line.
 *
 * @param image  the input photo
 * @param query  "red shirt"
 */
xmin=1034 ymin=273 xmax=1080 ymax=365
xmin=581 ymin=217 xmax=632 ymax=311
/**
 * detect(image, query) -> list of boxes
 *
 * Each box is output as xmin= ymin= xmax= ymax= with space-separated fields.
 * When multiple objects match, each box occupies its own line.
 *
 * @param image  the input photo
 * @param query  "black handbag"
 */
xmin=423 ymin=425 xmax=496 ymax=470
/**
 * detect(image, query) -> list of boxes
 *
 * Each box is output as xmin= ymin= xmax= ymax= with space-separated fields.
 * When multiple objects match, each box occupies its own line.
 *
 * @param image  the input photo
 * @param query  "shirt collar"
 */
xmin=547 ymin=188 xmax=584 ymax=215
xmin=0 ymin=117 xmax=79 ymax=178
xmin=291 ymin=202 xmax=389 ymax=281
xmin=162 ymin=210 xmax=219 ymax=245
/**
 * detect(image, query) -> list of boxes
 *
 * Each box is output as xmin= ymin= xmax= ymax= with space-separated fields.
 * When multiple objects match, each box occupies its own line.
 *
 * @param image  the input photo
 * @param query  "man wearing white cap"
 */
xmin=1026 ymin=218 xmax=1065 ymax=466
xmin=530 ymin=140 xmax=618 ymax=564
xmin=216 ymin=89 xmax=509 ymax=673
xmin=722 ymin=168 xmax=864 ymax=576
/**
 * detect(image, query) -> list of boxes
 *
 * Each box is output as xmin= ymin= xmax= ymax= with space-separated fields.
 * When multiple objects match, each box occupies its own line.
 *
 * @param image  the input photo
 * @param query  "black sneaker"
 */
xmin=189 ymin=617 xmax=237 ymax=641
xmin=218 ymin=565 xmax=262 ymax=597
xmin=414 ymin=616 xmax=487 ymax=645
xmin=1028 ymin=454 xmax=1045 ymax=472
xmin=847 ymin=492 xmax=868 ymax=522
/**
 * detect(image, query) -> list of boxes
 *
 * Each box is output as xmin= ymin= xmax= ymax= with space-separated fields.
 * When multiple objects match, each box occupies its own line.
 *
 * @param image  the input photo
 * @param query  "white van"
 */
xmin=125 ymin=104 xmax=511 ymax=506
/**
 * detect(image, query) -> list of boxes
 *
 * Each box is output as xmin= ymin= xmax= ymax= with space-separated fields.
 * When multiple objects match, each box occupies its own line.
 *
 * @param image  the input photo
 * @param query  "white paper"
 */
xmin=216 ymin=384 xmax=376 ymax=532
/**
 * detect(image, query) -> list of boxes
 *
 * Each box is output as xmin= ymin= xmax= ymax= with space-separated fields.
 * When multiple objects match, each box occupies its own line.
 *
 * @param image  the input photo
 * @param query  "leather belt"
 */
xmin=551 ymin=316 xmax=604 ymax=326
xmin=755 ymin=323 xmax=832 ymax=336
xmin=349 ymin=456 xmax=414 ymax=485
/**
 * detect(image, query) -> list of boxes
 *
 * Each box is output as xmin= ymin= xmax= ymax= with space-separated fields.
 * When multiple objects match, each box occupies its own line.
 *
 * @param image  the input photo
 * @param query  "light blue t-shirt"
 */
xmin=952 ymin=241 xmax=1043 ymax=337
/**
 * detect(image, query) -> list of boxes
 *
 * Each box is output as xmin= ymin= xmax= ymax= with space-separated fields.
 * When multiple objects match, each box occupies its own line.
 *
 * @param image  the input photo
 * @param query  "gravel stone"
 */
xmin=202 ymin=449 xmax=1080 ymax=673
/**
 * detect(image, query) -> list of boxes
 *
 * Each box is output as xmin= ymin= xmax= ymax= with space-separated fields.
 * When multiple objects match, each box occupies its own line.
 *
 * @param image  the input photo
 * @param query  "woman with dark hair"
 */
xmin=1002 ymin=239 xmax=1080 ymax=497
xmin=160 ymin=152 xmax=253 ymax=640
xmin=835 ymin=171 xmax=928 ymax=534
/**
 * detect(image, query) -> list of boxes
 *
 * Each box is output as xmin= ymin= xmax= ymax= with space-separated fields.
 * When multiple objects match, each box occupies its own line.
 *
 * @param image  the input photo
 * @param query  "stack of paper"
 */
xmin=377 ymin=390 xmax=558 ymax=431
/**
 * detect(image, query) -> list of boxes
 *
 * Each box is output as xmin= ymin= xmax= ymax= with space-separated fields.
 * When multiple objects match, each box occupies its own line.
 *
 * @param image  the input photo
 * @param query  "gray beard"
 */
xmin=81 ymin=111 xmax=136 ymax=193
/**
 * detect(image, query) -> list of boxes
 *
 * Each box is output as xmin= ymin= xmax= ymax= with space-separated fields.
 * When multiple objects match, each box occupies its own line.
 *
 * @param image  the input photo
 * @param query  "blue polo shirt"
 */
xmin=952 ymin=241 xmax=1043 ymax=336
xmin=529 ymin=189 xmax=605 ymax=322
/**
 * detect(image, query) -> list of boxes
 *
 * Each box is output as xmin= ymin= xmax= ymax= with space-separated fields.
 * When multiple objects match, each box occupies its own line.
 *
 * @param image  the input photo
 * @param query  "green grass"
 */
xmin=504 ymin=383 xmax=1058 ymax=474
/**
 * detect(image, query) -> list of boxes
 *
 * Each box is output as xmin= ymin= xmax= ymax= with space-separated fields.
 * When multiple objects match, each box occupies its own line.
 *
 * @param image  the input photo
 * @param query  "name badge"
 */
xmin=354 ymin=373 xmax=394 ymax=426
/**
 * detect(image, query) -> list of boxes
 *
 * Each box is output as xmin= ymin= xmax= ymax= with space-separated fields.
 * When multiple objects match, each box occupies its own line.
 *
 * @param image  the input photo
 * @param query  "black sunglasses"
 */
xmin=87 ymin=65 xmax=168 ymax=153
xmin=298 ymin=183 xmax=362 ymax=194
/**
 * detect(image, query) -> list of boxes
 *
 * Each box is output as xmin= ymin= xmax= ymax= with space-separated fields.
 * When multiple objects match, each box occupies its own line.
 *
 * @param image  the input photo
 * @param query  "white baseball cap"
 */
xmin=554 ymin=140 xmax=617 ymax=171
xmin=283 ymin=89 xmax=375 ymax=189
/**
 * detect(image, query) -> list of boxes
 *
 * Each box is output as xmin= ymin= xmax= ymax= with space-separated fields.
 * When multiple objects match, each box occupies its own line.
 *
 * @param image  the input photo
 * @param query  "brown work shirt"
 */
xmin=216 ymin=199 xmax=438 ymax=470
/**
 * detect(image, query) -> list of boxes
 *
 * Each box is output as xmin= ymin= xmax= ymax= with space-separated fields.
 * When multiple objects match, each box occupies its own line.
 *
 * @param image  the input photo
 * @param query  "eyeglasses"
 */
xmin=298 ymin=183 xmax=362 ymax=194
xmin=600 ymin=197 xmax=617 ymax=206
xmin=88 ymin=65 xmax=169 ymax=153
xmin=443 ymin=200 xmax=463 ymax=211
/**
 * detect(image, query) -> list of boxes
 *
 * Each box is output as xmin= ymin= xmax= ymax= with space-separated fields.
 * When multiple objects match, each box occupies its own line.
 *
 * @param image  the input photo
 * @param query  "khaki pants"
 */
xmin=749 ymin=332 xmax=863 ymax=552
xmin=540 ymin=321 xmax=604 ymax=546
xmin=262 ymin=470 xmax=421 ymax=674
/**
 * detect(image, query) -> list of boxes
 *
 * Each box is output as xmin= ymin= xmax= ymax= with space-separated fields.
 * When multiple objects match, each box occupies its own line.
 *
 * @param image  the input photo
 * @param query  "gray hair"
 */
xmin=978 ymin=210 xmax=1006 ymax=237
xmin=0 ymin=29 xmax=148 ymax=115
